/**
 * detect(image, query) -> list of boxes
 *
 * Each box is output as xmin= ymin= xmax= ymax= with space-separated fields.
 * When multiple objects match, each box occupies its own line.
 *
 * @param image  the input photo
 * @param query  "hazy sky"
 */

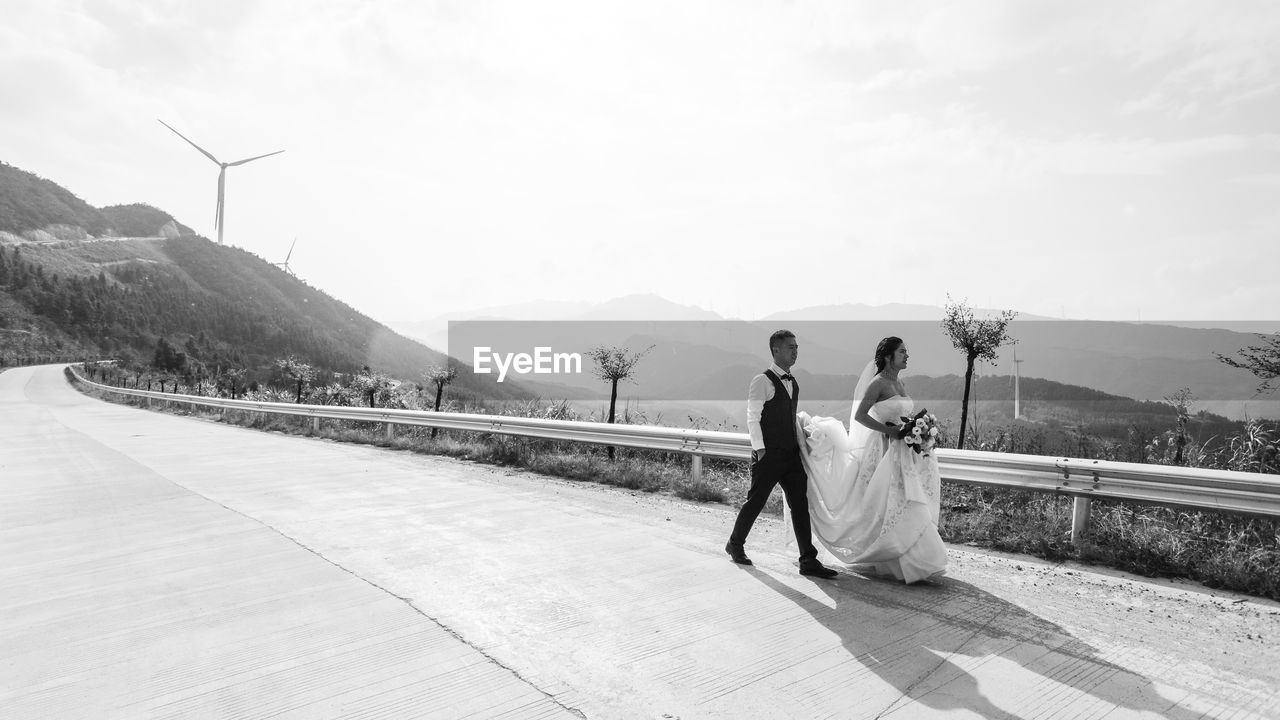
xmin=4 ymin=1 xmax=1278 ymax=323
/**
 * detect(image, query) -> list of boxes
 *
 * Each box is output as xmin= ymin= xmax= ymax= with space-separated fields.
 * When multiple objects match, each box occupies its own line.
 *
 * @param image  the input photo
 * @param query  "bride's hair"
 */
xmin=874 ymin=336 xmax=904 ymax=373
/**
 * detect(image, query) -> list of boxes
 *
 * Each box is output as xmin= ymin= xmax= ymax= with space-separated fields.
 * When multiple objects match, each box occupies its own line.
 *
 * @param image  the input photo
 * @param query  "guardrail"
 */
xmin=69 ymin=366 xmax=1280 ymax=543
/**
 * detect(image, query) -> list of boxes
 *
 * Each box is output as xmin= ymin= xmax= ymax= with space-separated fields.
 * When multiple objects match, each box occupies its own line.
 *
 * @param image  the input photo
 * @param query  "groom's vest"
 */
xmin=760 ymin=369 xmax=798 ymax=451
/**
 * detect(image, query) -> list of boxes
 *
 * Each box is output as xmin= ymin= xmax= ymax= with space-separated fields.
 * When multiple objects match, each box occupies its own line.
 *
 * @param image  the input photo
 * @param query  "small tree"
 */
xmin=217 ymin=367 xmax=246 ymax=399
xmin=276 ymin=355 xmax=316 ymax=403
xmin=423 ymin=364 xmax=458 ymax=439
xmin=587 ymin=344 xmax=653 ymax=460
xmin=1162 ymin=387 xmax=1195 ymax=466
xmin=941 ymin=297 xmax=1017 ymax=449
xmin=1216 ymin=332 xmax=1280 ymax=394
xmin=351 ymin=366 xmax=395 ymax=408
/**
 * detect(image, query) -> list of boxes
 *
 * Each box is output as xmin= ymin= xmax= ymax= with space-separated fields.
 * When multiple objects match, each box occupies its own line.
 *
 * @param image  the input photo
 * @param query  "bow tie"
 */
xmin=780 ymin=373 xmax=794 ymax=381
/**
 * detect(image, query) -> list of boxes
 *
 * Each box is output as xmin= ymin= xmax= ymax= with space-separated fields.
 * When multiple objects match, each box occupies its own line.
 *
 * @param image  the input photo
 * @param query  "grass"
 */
xmin=71 ymin=372 xmax=1279 ymax=601
xmin=941 ymin=484 xmax=1280 ymax=599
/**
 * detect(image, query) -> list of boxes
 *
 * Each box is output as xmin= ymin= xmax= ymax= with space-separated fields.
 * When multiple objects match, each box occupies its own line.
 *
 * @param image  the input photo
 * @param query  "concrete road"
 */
xmin=2 ymin=364 xmax=1277 ymax=719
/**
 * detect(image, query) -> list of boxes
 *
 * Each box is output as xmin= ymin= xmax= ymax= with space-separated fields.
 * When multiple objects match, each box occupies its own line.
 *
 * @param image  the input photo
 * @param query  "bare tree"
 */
xmin=1216 ymin=332 xmax=1280 ymax=394
xmin=276 ymin=355 xmax=316 ymax=403
xmin=586 ymin=344 xmax=653 ymax=460
xmin=423 ymin=364 xmax=458 ymax=439
xmin=1162 ymin=387 xmax=1195 ymax=466
xmin=941 ymin=297 xmax=1018 ymax=449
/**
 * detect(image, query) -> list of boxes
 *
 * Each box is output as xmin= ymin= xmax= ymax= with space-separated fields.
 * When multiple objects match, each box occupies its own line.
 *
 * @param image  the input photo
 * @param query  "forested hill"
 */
xmin=0 ymin=162 xmax=193 ymax=239
xmin=0 ymin=160 xmax=530 ymax=400
xmin=0 ymin=236 xmax=533 ymax=400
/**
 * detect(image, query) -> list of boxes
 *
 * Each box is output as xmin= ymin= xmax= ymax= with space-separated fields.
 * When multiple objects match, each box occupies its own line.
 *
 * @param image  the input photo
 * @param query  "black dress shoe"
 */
xmin=799 ymin=562 xmax=838 ymax=579
xmin=725 ymin=542 xmax=753 ymax=565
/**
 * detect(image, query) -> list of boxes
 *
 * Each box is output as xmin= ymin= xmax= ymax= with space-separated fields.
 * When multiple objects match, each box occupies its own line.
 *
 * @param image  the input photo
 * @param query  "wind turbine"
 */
xmin=158 ymin=120 xmax=284 ymax=245
xmin=274 ymin=238 xmax=297 ymax=276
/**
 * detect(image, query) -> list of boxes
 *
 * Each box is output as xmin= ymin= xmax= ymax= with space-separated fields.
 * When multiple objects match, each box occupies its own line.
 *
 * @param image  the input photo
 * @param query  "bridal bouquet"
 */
xmin=891 ymin=408 xmax=940 ymax=457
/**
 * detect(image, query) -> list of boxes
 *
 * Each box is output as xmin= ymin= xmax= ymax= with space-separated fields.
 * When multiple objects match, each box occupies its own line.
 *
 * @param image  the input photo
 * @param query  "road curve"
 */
xmin=1 ymin=364 xmax=1277 ymax=719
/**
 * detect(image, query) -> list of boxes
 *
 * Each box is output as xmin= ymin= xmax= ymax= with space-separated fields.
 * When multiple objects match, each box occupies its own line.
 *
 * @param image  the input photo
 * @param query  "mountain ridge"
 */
xmin=0 ymin=160 xmax=531 ymax=401
xmin=0 ymin=162 xmax=194 ymax=240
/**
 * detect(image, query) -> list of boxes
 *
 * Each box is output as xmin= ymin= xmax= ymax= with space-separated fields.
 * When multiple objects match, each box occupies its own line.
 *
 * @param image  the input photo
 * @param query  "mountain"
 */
xmin=388 ymin=293 xmax=727 ymax=352
xmin=0 ymin=162 xmax=192 ymax=240
xmin=573 ymin=294 xmax=721 ymax=321
xmin=0 ymin=236 xmax=534 ymax=400
xmin=99 ymin=204 xmax=195 ymax=238
xmin=0 ymin=161 xmax=531 ymax=401
xmin=388 ymin=298 xmax=595 ymax=348
xmin=763 ymin=302 xmax=1063 ymax=323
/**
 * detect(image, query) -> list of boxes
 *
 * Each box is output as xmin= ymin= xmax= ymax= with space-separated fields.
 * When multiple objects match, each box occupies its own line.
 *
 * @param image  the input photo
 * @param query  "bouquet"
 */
xmin=889 ymin=408 xmax=940 ymax=456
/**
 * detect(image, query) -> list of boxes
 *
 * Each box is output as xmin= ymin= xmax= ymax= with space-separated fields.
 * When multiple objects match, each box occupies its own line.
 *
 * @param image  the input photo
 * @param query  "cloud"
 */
xmin=5 ymin=0 xmax=1279 ymax=322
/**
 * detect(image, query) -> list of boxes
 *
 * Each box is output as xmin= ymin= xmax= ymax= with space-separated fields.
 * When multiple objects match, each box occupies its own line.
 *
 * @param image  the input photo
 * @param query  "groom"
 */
xmin=726 ymin=330 xmax=837 ymax=578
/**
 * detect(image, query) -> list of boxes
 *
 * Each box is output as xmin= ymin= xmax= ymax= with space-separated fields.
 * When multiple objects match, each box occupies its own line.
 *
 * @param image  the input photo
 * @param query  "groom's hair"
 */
xmin=769 ymin=330 xmax=796 ymax=352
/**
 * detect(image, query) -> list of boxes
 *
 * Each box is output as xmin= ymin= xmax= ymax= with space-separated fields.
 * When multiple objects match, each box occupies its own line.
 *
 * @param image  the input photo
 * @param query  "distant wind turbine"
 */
xmin=274 ymin=238 xmax=298 ymax=276
xmin=158 ymin=120 xmax=284 ymax=245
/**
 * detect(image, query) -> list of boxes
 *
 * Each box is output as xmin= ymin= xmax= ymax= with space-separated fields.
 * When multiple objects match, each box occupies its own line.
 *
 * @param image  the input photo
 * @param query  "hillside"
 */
xmin=0 ymin=160 xmax=532 ymax=400
xmin=0 ymin=162 xmax=192 ymax=239
xmin=1 ymin=236 xmax=535 ymax=400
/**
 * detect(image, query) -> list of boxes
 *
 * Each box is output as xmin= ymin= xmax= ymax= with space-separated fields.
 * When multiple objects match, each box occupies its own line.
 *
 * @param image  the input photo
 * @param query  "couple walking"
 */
xmin=725 ymin=330 xmax=947 ymax=583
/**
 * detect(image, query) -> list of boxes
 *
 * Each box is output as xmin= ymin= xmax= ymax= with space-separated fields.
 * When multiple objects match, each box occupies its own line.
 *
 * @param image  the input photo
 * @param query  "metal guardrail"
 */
xmin=70 ymin=366 xmax=1280 ymax=542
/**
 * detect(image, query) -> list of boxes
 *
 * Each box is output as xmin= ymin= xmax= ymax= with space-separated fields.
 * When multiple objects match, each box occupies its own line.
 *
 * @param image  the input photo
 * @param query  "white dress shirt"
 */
xmin=747 ymin=363 xmax=800 ymax=451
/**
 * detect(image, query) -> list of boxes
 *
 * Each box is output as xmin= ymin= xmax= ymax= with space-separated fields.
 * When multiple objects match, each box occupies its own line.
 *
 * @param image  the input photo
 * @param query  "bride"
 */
xmin=792 ymin=336 xmax=947 ymax=583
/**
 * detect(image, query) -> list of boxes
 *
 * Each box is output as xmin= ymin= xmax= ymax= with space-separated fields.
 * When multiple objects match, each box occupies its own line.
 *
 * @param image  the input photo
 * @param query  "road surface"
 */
xmin=1 ymin=364 xmax=1277 ymax=719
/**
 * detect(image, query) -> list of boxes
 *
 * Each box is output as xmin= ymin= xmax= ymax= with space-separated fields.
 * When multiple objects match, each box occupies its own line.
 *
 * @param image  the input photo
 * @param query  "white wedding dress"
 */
xmin=791 ymin=365 xmax=947 ymax=584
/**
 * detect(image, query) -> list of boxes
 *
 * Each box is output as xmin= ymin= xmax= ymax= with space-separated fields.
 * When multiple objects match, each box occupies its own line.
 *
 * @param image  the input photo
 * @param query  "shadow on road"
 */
xmin=748 ymin=567 xmax=1204 ymax=719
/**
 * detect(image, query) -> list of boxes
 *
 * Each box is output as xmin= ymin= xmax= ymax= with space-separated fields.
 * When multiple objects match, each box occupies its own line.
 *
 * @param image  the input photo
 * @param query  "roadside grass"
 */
xmin=76 ymin=379 xmax=1277 ymax=601
xmin=942 ymin=484 xmax=1280 ymax=599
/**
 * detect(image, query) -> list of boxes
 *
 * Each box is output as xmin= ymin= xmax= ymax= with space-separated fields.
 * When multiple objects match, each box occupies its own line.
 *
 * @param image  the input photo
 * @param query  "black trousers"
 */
xmin=729 ymin=447 xmax=818 ymax=564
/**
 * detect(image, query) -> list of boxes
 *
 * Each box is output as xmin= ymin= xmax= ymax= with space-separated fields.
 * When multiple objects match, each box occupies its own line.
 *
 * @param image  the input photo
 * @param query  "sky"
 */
xmin=3 ymin=0 xmax=1279 ymax=324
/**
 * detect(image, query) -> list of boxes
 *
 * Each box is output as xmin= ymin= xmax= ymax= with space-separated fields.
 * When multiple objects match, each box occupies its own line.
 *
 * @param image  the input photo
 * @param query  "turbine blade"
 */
xmin=285 ymin=238 xmax=296 ymax=262
xmin=158 ymin=119 xmax=221 ymax=165
xmin=227 ymin=149 xmax=285 ymax=167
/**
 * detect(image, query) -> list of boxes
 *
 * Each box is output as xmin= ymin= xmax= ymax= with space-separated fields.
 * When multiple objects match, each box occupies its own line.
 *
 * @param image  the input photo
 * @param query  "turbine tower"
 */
xmin=158 ymin=120 xmax=284 ymax=245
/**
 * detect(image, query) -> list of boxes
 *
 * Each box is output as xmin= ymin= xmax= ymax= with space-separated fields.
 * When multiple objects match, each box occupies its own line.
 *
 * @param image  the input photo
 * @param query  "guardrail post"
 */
xmin=1071 ymin=497 xmax=1092 ymax=544
xmin=385 ymin=422 xmax=394 ymax=442
xmin=313 ymin=416 xmax=320 ymax=433
xmin=691 ymin=454 xmax=703 ymax=486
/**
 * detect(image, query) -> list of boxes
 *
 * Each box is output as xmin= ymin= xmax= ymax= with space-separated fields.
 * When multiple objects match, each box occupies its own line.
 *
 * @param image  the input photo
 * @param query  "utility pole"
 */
xmin=1013 ymin=349 xmax=1024 ymax=419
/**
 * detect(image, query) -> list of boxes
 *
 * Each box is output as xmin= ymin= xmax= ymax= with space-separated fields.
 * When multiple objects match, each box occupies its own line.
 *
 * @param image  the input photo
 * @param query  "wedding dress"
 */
xmin=792 ymin=362 xmax=947 ymax=583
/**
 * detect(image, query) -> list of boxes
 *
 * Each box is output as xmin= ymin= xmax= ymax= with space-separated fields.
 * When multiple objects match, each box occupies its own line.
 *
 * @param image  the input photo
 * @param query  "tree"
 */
xmin=276 ymin=355 xmax=316 ymax=403
xmin=941 ymin=297 xmax=1017 ymax=449
xmin=422 ymin=364 xmax=458 ymax=439
xmin=217 ymin=367 xmax=246 ymax=399
xmin=586 ymin=344 xmax=653 ymax=460
xmin=1216 ymin=332 xmax=1280 ymax=394
xmin=1162 ymin=387 xmax=1195 ymax=466
xmin=351 ymin=366 xmax=395 ymax=408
